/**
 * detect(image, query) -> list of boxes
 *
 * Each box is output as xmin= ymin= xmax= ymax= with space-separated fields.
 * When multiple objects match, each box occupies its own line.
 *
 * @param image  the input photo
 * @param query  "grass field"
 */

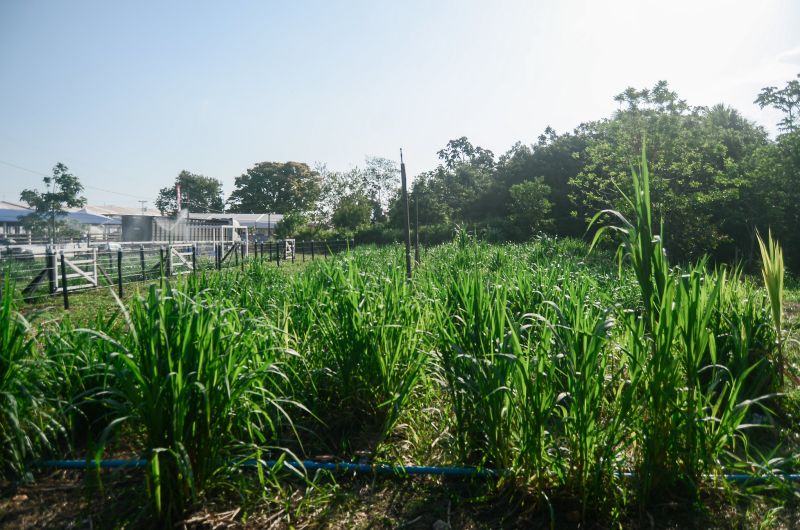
xmin=2 ymin=166 xmax=799 ymax=528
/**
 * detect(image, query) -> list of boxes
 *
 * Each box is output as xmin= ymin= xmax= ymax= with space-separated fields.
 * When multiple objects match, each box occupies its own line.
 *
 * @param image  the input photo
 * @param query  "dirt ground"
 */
xmin=2 ymin=469 xmax=798 ymax=530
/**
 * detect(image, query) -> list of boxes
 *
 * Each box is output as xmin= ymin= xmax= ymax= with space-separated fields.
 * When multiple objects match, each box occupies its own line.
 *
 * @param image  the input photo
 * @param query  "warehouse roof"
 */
xmin=0 ymin=202 xmax=119 ymax=225
xmin=187 ymin=212 xmax=284 ymax=228
xmin=67 ymin=204 xmax=162 ymax=217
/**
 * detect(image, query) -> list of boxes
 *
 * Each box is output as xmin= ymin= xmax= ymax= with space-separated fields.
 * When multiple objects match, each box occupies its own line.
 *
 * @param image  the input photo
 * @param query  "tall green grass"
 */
xmin=590 ymin=148 xmax=778 ymax=503
xmin=758 ymin=230 xmax=785 ymax=386
xmin=0 ymin=277 xmax=60 ymax=479
xmin=1 ymin=186 xmax=789 ymax=526
xmin=87 ymin=278 xmax=303 ymax=524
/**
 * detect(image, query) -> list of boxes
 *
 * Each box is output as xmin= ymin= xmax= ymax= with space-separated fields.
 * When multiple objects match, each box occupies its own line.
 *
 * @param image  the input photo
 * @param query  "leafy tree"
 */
xmin=361 ymin=157 xmax=399 ymax=222
xmin=482 ymin=129 xmax=590 ymax=237
xmin=331 ymin=192 xmax=372 ymax=232
xmin=274 ymin=211 xmax=307 ymax=238
xmin=755 ymin=73 xmax=800 ymax=132
xmin=508 ymin=178 xmax=552 ymax=236
xmin=313 ymin=164 xmax=358 ymax=225
xmin=227 ymin=162 xmax=321 ymax=214
xmin=748 ymin=74 xmax=800 ymax=268
xmin=388 ymin=173 xmax=450 ymax=228
xmin=437 ymin=136 xmax=495 ymax=170
xmin=570 ymin=81 xmax=767 ymax=260
xmin=155 ymin=171 xmax=224 ymax=215
xmin=19 ymin=163 xmax=86 ymax=242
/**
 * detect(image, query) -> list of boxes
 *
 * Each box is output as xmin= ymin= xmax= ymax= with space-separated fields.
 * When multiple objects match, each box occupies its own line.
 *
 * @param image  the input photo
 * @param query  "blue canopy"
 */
xmin=0 ymin=208 xmax=120 ymax=225
xmin=65 ymin=209 xmax=120 ymax=225
xmin=0 ymin=208 xmax=32 ymax=223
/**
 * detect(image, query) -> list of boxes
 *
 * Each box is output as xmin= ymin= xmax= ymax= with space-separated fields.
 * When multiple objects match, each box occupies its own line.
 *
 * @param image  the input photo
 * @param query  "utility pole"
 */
xmin=48 ymin=178 xmax=56 ymax=246
xmin=400 ymin=149 xmax=412 ymax=281
xmin=414 ymin=186 xmax=420 ymax=264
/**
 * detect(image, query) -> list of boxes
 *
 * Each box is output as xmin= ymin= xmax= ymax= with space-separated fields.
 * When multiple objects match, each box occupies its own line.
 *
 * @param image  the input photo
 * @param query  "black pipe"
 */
xmin=60 ymin=252 xmax=69 ymax=310
xmin=117 ymin=249 xmax=123 ymax=298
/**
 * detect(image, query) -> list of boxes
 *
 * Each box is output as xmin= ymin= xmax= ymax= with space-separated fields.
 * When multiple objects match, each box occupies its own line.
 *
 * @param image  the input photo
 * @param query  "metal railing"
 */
xmin=1 ymin=238 xmax=355 ymax=308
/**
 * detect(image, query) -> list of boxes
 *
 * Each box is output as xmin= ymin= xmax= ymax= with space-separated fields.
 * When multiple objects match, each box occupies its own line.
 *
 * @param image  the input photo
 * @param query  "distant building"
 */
xmin=69 ymin=204 xmax=162 ymax=218
xmin=1 ymin=200 xmax=284 ymax=245
xmin=118 ymin=211 xmax=283 ymax=243
xmin=0 ymin=201 xmax=33 ymax=240
xmin=0 ymin=200 xmax=121 ymax=244
xmin=121 ymin=213 xmax=242 ymax=242
xmin=187 ymin=212 xmax=284 ymax=240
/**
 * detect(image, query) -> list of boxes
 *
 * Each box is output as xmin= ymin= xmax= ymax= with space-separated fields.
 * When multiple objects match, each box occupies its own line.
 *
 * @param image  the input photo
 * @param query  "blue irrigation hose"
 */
xmin=37 ymin=459 xmax=800 ymax=483
xmin=41 ymin=459 xmax=149 ymax=469
xmin=38 ymin=459 xmax=505 ymax=477
xmin=244 ymin=460 xmax=507 ymax=477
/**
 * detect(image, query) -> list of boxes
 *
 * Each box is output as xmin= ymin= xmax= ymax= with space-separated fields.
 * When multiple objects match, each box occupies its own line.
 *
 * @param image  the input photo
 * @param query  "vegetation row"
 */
xmin=2 ymin=156 xmax=797 ymax=527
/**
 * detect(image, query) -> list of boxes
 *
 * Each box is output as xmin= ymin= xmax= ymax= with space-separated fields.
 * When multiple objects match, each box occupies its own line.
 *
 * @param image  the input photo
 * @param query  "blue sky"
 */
xmin=1 ymin=0 xmax=799 ymax=208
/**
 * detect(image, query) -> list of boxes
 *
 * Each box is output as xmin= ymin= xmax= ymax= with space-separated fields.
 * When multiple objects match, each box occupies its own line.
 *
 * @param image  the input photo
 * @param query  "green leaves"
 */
xmin=757 ymin=230 xmax=785 ymax=385
xmin=18 ymin=162 xmax=86 ymax=241
xmin=2 ymin=219 xmax=789 ymax=524
xmin=0 ymin=277 xmax=58 ymax=480
xmin=227 ymin=161 xmax=321 ymax=214
xmin=155 ymin=171 xmax=225 ymax=215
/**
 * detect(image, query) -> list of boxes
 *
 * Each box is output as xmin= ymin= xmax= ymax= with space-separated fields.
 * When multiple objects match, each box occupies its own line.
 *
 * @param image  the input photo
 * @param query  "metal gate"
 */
xmin=55 ymin=249 xmax=98 ymax=292
xmin=168 ymin=244 xmax=195 ymax=275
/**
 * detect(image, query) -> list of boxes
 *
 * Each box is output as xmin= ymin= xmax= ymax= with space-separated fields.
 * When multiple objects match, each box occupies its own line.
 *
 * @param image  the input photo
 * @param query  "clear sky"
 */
xmin=1 ymin=0 xmax=798 ymax=208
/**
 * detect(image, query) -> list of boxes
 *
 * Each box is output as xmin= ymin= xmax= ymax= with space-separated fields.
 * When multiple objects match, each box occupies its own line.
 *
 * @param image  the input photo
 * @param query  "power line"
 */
xmin=0 ymin=159 xmax=152 ymax=201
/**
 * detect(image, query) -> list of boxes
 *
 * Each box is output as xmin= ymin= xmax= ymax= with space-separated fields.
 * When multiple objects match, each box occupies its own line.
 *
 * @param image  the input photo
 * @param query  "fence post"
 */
xmin=235 ymin=243 xmax=239 ymax=267
xmin=47 ymin=247 xmax=56 ymax=294
xmin=140 ymin=245 xmax=146 ymax=281
xmin=60 ymin=251 xmax=69 ymax=310
xmin=167 ymin=246 xmax=173 ymax=276
xmin=276 ymin=241 xmax=280 ymax=266
xmin=216 ymin=244 xmax=221 ymax=270
xmin=160 ymin=247 xmax=165 ymax=278
xmin=192 ymin=244 xmax=197 ymax=272
xmin=240 ymin=243 xmax=244 ymax=271
xmin=117 ymin=249 xmax=124 ymax=298
xmin=260 ymin=243 xmax=264 ymax=261
xmin=301 ymin=240 xmax=305 ymax=262
xmin=311 ymin=240 xmax=315 ymax=261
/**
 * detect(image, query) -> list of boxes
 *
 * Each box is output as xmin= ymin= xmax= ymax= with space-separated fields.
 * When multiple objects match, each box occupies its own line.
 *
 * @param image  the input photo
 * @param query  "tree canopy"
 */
xmin=144 ymin=74 xmax=800 ymax=271
xmin=155 ymin=171 xmax=224 ymax=215
xmin=376 ymin=75 xmax=799 ymax=269
xmin=227 ymin=162 xmax=320 ymax=214
xmin=19 ymin=163 xmax=86 ymax=241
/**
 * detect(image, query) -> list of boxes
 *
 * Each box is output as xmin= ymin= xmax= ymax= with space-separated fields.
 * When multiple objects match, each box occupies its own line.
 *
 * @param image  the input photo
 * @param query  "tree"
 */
xmin=399 ymin=138 xmax=495 ymax=227
xmin=388 ymin=173 xmax=450 ymax=228
xmin=19 ymin=163 xmax=86 ymax=242
xmin=755 ymin=73 xmax=800 ymax=133
xmin=570 ymin=81 xmax=767 ymax=260
xmin=274 ymin=211 xmax=307 ymax=238
xmin=361 ymin=157 xmax=399 ymax=222
xmin=227 ymin=162 xmax=321 ymax=214
xmin=483 ymin=130 xmax=590 ymax=238
xmin=508 ymin=178 xmax=552 ymax=236
xmin=748 ymin=74 xmax=800 ymax=268
xmin=155 ymin=171 xmax=224 ymax=215
xmin=331 ymin=192 xmax=372 ymax=231
xmin=437 ymin=136 xmax=495 ymax=170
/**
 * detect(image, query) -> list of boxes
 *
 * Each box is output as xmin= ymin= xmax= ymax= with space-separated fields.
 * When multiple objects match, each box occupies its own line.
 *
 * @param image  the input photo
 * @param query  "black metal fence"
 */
xmin=1 ymin=239 xmax=354 ymax=308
